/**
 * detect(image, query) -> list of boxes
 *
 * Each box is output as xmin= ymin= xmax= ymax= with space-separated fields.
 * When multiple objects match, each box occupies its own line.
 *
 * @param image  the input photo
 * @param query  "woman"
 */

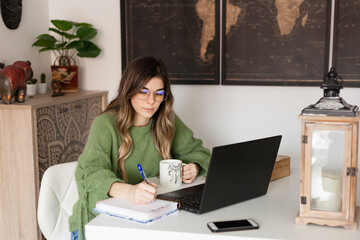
xmin=68 ymin=56 xmax=210 ymax=239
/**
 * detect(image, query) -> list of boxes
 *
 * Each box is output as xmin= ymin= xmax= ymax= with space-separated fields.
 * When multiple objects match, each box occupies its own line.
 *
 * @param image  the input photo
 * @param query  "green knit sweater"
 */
xmin=68 ymin=113 xmax=210 ymax=234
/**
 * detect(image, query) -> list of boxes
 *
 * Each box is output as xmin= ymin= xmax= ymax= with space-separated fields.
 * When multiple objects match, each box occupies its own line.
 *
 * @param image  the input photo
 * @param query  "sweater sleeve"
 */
xmin=69 ymin=114 xmax=122 ymax=234
xmin=171 ymin=115 xmax=210 ymax=176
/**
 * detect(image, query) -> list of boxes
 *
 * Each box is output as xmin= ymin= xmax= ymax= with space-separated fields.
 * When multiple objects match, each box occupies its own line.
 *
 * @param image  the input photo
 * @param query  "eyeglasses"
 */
xmin=136 ymin=88 xmax=167 ymax=102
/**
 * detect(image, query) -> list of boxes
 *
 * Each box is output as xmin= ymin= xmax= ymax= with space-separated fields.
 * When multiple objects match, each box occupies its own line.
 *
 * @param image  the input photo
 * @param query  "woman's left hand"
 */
xmin=182 ymin=163 xmax=200 ymax=183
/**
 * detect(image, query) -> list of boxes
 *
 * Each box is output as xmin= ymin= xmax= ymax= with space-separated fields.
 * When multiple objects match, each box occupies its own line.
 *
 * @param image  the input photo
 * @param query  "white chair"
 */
xmin=37 ymin=162 xmax=79 ymax=240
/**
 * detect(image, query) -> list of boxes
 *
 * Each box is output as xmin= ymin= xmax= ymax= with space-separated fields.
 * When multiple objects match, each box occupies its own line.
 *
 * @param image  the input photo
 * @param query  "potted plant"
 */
xmin=32 ymin=19 xmax=101 ymax=92
xmin=38 ymin=73 xmax=47 ymax=94
xmin=26 ymin=78 xmax=37 ymax=98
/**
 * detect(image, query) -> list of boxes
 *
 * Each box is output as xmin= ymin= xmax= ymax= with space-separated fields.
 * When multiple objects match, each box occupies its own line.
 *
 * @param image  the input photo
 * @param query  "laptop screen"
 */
xmin=199 ymin=135 xmax=282 ymax=213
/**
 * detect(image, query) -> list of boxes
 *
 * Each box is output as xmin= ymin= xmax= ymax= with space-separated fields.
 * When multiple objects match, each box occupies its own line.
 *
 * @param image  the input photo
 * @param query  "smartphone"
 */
xmin=207 ymin=219 xmax=259 ymax=232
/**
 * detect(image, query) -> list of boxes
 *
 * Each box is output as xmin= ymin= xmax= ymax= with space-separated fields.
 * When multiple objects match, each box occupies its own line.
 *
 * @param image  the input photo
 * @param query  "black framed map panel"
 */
xmin=332 ymin=0 xmax=360 ymax=87
xmin=222 ymin=0 xmax=330 ymax=86
xmin=121 ymin=0 xmax=220 ymax=84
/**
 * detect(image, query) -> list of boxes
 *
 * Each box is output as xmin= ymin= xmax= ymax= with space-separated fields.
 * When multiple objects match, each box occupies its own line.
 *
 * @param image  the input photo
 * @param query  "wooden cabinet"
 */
xmin=0 ymin=90 xmax=108 ymax=240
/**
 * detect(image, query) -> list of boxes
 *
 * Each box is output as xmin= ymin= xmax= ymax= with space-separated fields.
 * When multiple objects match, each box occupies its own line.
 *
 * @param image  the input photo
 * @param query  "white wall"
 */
xmin=48 ymin=0 xmax=121 ymax=95
xmin=0 ymin=0 xmax=51 ymax=82
xmin=47 ymin=0 xmax=360 ymax=172
xmin=173 ymin=85 xmax=360 ymax=165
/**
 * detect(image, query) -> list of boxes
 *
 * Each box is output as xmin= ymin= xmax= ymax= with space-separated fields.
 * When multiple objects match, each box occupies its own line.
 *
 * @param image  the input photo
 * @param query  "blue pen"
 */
xmin=137 ymin=163 xmax=149 ymax=184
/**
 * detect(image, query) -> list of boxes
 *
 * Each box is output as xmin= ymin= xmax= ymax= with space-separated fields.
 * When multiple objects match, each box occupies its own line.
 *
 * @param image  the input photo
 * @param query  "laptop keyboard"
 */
xmin=178 ymin=192 xmax=203 ymax=208
xmin=156 ymin=183 xmax=205 ymax=212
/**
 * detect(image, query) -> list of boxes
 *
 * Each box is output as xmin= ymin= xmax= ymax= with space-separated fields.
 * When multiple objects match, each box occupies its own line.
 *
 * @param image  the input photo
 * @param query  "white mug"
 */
xmin=159 ymin=159 xmax=184 ymax=188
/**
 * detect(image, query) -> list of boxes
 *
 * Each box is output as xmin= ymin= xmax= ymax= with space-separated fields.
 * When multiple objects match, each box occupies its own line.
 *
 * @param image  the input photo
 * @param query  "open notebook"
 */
xmin=93 ymin=197 xmax=178 ymax=224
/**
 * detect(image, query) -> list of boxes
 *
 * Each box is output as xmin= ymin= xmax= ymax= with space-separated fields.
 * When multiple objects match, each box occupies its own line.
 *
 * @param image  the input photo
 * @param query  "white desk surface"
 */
xmin=86 ymin=171 xmax=360 ymax=240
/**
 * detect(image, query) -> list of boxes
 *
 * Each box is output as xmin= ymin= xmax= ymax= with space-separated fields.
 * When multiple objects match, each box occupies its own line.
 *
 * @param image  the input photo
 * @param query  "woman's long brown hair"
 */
xmin=105 ymin=56 xmax=175 ymax=182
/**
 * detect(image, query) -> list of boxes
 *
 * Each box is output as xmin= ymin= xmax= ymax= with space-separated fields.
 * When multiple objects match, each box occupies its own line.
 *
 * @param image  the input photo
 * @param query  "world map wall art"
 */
xmin=121 ymin=0 xmax=360 ymax=87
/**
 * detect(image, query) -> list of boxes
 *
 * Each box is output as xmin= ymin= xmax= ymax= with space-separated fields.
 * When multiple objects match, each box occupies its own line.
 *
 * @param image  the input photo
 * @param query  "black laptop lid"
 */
xmin=199 ymin=135 xmax=282 ymax=213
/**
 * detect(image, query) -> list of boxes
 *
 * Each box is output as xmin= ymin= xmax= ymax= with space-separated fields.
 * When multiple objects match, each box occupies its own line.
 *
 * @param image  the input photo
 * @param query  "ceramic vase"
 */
xmin=38 ymin=83 xmax=47 ymax=94
xmin=26 ymin=84 xmax=37 ymax=98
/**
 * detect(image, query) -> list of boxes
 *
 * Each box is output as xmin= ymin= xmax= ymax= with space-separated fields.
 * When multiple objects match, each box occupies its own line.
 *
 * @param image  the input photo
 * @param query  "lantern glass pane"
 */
xmin=310 ymin=130 xmax=344 ymax=212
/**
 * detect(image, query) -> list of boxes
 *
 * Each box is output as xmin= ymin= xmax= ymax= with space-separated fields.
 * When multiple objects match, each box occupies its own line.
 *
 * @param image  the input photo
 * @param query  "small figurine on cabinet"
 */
xmin=0 ymin=60 xmax=33 ymax=104
xmin=51 ymin=79 xmax=64 ymax=97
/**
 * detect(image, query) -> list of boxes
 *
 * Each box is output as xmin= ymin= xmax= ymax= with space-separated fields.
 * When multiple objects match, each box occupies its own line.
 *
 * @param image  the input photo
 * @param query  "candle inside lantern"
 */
xmin=311 ymin=130 xmax=344 ymax=212
xmin=315 ymin=172 xmax=343 ymax=212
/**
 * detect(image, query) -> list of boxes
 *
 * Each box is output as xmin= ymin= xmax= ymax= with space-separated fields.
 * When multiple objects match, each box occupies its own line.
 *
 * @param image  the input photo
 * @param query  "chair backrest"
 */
xmin=37 ymin=162 xmax=79 ymax=240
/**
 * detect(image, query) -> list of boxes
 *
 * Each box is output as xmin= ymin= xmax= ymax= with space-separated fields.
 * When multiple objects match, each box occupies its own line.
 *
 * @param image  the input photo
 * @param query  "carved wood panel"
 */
xmin=36 ymin=95 xmax=103 ymax=182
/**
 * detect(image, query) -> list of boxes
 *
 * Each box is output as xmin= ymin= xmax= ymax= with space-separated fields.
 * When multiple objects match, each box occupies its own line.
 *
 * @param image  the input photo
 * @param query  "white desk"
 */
xmin=86 ymin=171 xmax=360 ymax=240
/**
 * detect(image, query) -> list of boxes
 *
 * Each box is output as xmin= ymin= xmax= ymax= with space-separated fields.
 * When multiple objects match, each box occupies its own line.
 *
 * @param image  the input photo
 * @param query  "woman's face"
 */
xmin=131 ymin=76 xmax=165 ymax=127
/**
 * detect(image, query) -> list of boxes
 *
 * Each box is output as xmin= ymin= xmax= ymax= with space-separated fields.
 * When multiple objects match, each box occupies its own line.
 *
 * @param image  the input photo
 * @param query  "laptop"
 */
xmin=156 ymin=135 xmax=282 ymax=214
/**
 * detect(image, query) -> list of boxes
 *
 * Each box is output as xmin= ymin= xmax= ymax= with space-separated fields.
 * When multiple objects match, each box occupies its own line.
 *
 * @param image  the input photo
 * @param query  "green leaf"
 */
xmin=36 ymin=34 xmax=57 ymax=41
xmin=51 ymin=19 xmax=73 ymax=31
xmin=48 ymin=27 xmax=62 ymax=35
xmin=65 ymin=40 xmax=84 ymax=50
xmin=76 ymin=27 xmax=97 ymax=41
xmin=32 ymin=38 xmax=56 ymax=47
xmin=54 ymin=42 xmax=67 ymax=48
xmin=49 ymin=28 xmax=77 ymax=40
xmin=38 ymin=47 xmax=58 ymax=52
xmin=37 ymin=42 xmax=66 ymax=52
xmin=77 ymin=41 xmax=101 ymax=58
xmin=74 ymin=22 xmax=92 ymax=28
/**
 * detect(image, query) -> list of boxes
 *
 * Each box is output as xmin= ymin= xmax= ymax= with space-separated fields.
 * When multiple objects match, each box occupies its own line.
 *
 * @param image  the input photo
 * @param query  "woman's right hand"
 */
xmin=109 ymin=181 xmax=158 ymax=204
xmin=128 ymin=181 xmax=158 ymax=204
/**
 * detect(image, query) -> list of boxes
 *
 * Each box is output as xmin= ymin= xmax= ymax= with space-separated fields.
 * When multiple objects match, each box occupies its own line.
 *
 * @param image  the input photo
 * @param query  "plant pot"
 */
xmin=38 ymin=83 xmax=47 ymax=94
xmin=26 ymin=84 xmax=37 ymax=98
xmin=51 ymin=56 xmax=78 ymax=92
